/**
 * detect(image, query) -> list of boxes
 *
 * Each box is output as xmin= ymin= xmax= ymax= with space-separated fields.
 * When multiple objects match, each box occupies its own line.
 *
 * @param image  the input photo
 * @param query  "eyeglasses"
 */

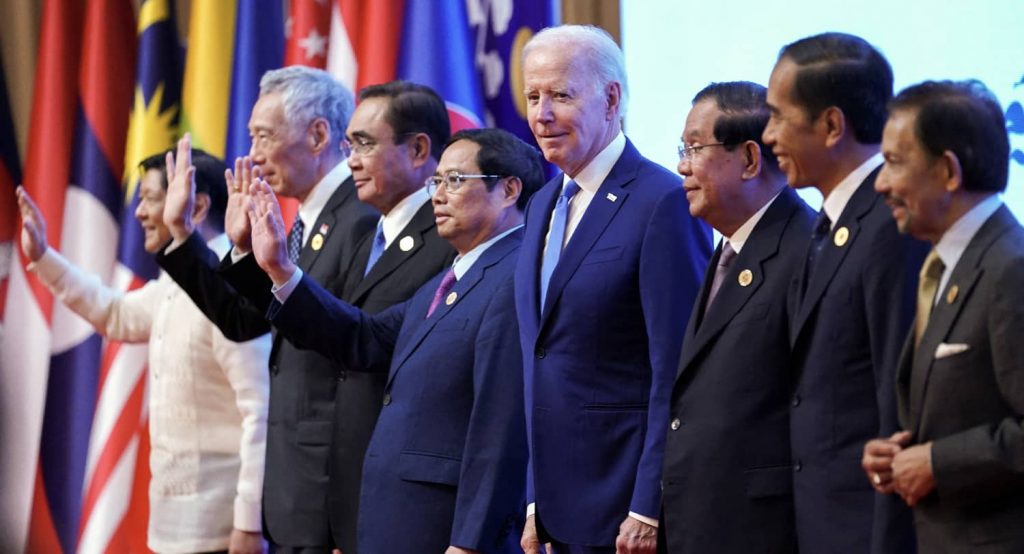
xmin=342 ymin=132 xmax=418 ymax=157
xmin=677 ymin=142 xmax=733 ymax=162
xmin=425 ymin=171 xmax=505 ymax=196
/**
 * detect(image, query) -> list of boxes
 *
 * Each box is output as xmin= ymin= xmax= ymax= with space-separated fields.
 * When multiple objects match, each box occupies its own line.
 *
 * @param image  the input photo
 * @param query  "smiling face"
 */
xmin=247 ymin=92 xmax=319 ymax=201
xmin=763 ymin=57 xmax=831 ymax=190
xmin=677 ymin=99 xmax=753 ymax=235
xmin=431 ymin=139 xmax=517 ymax=255
xmin=346 ymin=96 xmax=422 ymax=214
xmin=134 ymin=169 xmax=172 ymax=253
xmin=875 ymin=108 xmax=953 ymax=244
xmin=523 ymin=44 xmax=619 ymax=177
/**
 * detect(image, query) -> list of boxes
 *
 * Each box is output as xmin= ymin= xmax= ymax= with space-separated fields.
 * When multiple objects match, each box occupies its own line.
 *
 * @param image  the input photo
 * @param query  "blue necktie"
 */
xmin=287 ymin=216 xmax=305 ymax=264
xmin=363 ymin=220 xmax=386 ymax=276
xmin=539 ymin=181 xmax=580 ymax=310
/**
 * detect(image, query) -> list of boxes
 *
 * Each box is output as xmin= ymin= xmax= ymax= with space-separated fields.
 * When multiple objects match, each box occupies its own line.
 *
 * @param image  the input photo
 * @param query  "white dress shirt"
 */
xmin=30 ymin=236 xmax=271 ymax=553
xmin=932 ymin=194 xmax=1003 ymax=304
xmin=723 ymin=190 xmax=782 ymax=254
xmin=821 ymin=152 xmax=884 ymax=230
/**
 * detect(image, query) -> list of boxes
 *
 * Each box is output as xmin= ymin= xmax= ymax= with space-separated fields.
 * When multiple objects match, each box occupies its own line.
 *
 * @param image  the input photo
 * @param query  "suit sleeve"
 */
xmin=267 ymin=273 xmax=402 ymax=373
xmin=631 ymin=186 xmax=711 ymax=518
xmin=450 ymin=281 xmax=528 ymax=550
xmin=930 ymin=256 xmax=1024 ymax=505
xmin=29 ymin=248 xmax=158 ymax=343
xmin=155 ymin=232 xmax=270 ymax=341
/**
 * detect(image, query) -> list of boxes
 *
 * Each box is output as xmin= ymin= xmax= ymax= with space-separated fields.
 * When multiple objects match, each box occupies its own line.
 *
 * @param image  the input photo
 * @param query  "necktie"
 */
xmin=287 ymin=216 xmax=305 ymax=264
xmin=426 ymin=268 xmax=457 ymax=318
xmin=363 ymin=220 xmax=386 ymax=276
xmin=914 ymin=249 xmax=945 ymax=347
xmin=803 ymin=210 xmax=831 ymax=294
xmin=705 ymin=242 xmax=737 ymax=314
xmin=539 ymin=181 xmax=581 ymax=310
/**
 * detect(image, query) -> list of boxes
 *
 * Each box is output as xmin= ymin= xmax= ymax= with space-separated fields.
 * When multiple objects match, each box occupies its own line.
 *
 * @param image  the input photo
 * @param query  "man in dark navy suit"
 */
xmin=762 ymin=32 xmax=926 ymax=554
xmin=246 ymin=128 xmax=543 ymax=553
xmin=515 ymin=24 xmax=712 ymax=554
xmin=660 ymin=81 xmax=813 ymax=554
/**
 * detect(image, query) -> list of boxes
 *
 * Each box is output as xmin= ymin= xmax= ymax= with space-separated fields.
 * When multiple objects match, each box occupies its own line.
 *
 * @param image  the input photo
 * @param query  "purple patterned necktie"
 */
xmin=705 ymin=241 xmax=737 ymax=312
xmin=426 ymin=268 xmax=457 ymax=318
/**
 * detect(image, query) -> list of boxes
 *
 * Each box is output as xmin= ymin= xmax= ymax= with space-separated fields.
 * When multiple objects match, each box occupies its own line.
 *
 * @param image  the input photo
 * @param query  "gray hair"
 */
xmin=523 ymin=24 xmax=629 ymax=117
xmin=259 ymin=66 xmax=354 ymax=145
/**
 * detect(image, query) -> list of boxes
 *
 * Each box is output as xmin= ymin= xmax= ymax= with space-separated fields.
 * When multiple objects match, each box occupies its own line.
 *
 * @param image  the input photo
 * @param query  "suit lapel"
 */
xmin=538 ymin=143 xmax=640 ymax=329
xmin=387 ymin=231 xmax=522 ymax=388
xmin=351 ymin=200 xmax=433 ymax=300
xmin=908 ymin=206 xmax=1014 ymax=432
xmin=677 ymin=191 xmax=792 ymax=379
xmin=522 ymin=179 xmax=561 ymax=326
xmin=297 ymin=177 xmax=355 ymax=271
xmin=792 ymin=171 xmax=880 ymax=340
xmin=678 ymin=243 xmax=722 ymax=368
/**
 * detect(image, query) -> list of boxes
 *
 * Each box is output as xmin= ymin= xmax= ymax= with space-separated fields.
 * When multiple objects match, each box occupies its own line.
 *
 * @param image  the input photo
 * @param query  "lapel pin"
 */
xmin=311 ymin=233 xmax=324 ymax=251
xmin=445 ymin=291 xmax=458 ymax=305
xmin=319 ymin=223 xmax=330 ymax=235
xmin=738 ymin=269 xmax=753 ymax=287
xmin=946 ymin=284 xmax=958 ymax=304
xmin=399 ymin=236 xmax=414 ymax=252
xmin=834 ymin=226 xmax=850 ymax=247
xmin=606 ymin=192 xmax=617 ymax=202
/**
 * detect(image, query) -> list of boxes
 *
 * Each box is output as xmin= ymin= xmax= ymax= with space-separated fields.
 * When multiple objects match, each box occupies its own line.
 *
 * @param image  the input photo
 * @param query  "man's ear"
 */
xmin=408 ymin=133 xmax=433 ymax=168
xmin=821 ymin=106 xmax=847 ymax=149
xmin=191 ymin=192 xmax=211 ymax=225
xmin=309 ymin=118 xmax=330 ymax=155
xmin=939 ymin=150 xmax=963 ymax=193
xmin=502 ymin=176 xmax=523 ymax=208
xmin=740 ymin=141 xmax=763 ymax=180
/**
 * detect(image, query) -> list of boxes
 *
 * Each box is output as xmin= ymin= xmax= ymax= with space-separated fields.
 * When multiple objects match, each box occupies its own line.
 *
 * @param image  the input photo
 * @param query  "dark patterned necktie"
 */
xmin=426 ymin=269 xmax=457 ymax=318
xmin=287 ymin=217 xmax=305 ymax=264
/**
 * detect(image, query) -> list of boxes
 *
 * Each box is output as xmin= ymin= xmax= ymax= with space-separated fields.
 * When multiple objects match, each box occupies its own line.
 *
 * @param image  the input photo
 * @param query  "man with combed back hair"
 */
xmin=661 ymin=81 xmax=813 ymax=553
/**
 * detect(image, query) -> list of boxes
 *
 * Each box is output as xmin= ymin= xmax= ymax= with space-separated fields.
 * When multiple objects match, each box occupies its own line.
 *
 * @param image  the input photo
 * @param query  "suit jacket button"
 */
xmin=337 ymin=371 xmax=347 ymax=382
xmin=793 ymin=460 xmax=802 ymax=472
xmin=535 ymin=346 xmax=546 ymax=359
xmin=670 ymin=418 xmax=681 ymax=431
xmin=791 ymin=394 xmax=801 ymax=407
xmin=382 ymin=393 xmax=392 ymax=406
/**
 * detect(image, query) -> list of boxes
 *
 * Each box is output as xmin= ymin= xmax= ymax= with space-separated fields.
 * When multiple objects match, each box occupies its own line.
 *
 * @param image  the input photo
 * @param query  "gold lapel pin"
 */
xmin=399 ymin=236 xmax=414 ymax=252
xmin=445 ymin=291 xmax=458 ymax=306
xmin=311 ymin=234 xmax=324 ymax=251
xmin=947 ymin=285 xmax=959 ymax=304
xmin=738 ymin=269 xmax=753 ymax=287
xmin=834 ymin=226 xmax=850 ymax=247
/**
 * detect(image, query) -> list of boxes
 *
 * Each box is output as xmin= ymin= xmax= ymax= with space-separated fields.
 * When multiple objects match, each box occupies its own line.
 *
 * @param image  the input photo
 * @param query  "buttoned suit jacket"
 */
xmin=660 ymin=187 xmax=812 ymax=553
xmin=156 ymin=176 xmax=378 ymax=549
xmin=220 ymin=196 xmax=454 ymax=553
xmin=513 ymin=139 xmax=712 ymax=545
xmin=268 ymin=230 xmax=527 ymax=553
xmin=896 ymin=205 xmax=1024 ymax=553
xmin=787 ymin=169 xmax=927 ymax=554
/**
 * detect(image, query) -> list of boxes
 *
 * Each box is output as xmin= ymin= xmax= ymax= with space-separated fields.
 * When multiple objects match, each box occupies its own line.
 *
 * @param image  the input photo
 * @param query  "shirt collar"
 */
xmin=561 ymin=132 xmax=626 ymax=193
xmin=297 ymin=161 xmax=351 ymax=236
xmin=380 ymin=187 xmax=430 ymax=247
xmin=451 ymin=224 xmax=523 ymax=280
xmin=821 ymin=152 xmax=883 ymax=229
xmin=725 ymin=189 xmax=782 ymax=254
xmin=935 ymin=194 xmax=1003 ymax=270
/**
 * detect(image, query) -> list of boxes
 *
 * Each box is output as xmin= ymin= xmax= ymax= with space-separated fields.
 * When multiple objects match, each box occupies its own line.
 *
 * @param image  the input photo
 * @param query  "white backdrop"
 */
xmin=621 ymin=0 xmax=1024 ymax=217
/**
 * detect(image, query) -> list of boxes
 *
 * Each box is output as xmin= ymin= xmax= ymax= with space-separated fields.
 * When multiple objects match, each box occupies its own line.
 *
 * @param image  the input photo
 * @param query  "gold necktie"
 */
xmin=915 ymin=250 xmax=945 ymax=347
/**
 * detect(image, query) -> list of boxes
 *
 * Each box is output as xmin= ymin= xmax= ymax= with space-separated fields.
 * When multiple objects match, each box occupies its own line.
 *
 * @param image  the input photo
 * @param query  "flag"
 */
xmin=76 ymin=1 xmax=184 ymax=552
xmin=328 ymin=0 xmax=404 ymax=94
xmin=0 ymin=55 xmax=22 ymax=326
xmin=469 ymin=0 xmax=556 ymax=142
xmin=397 ymin=0 xmax=484 ymax=132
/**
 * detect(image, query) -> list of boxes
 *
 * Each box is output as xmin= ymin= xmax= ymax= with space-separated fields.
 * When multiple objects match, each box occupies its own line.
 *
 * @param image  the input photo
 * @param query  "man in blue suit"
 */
xmin=516 ymin=25 xmax=712 ymax=554
xmin=244 ymin=128 xmax=543 ymax=553
xmin=661 ymin=81 xmax=813 ymax=553
xmin=762 ymin=32 xmax=927 ymax=553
